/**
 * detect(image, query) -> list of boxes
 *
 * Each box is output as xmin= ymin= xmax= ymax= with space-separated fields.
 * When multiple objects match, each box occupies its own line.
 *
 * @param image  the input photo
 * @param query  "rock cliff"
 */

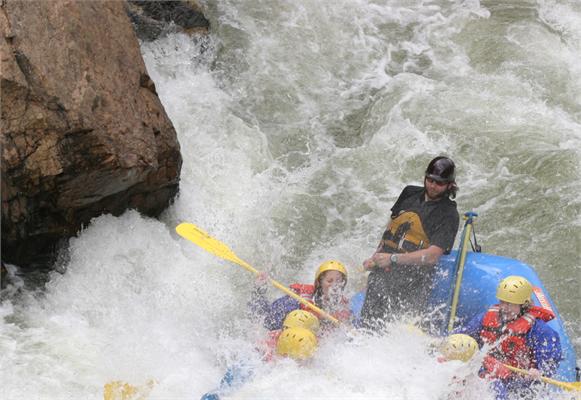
xmin=1 ymin=0 xmax=183 ymax=267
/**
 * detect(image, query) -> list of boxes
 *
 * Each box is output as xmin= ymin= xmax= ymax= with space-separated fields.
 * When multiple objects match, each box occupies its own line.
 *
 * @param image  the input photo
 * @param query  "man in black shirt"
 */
xmin=360 ymin=156 xmax=460 ymax=330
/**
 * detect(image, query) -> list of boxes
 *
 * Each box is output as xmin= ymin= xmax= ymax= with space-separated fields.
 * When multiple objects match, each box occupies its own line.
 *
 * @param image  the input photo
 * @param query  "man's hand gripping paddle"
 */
xmin=175 ymin=222 xmax=339 ymax=325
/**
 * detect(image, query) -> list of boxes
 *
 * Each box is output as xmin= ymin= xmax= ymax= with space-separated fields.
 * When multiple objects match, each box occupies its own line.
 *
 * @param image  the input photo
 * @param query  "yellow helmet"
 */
xmin=276 ymin=327 xmax=318 ymax=360
xmin=496 ymin=276 xmax=533 ymax=305
xmin=283 ymin=310 xmax=320 ymax=333
xmin=315 ymin=260 xmax=347 ymax=283
xmin=440 ymin=334 xmax=479 ymax=362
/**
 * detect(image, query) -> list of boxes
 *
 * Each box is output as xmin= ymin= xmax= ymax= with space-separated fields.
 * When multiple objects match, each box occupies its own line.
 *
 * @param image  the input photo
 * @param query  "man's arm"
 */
xmin=364 ymin=245 xmax=444 ymax=270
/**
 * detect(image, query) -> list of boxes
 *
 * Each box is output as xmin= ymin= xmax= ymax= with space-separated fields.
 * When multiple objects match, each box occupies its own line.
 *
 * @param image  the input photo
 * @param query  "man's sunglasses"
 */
xmin=426 ymin=177 xmax=448 ymax=186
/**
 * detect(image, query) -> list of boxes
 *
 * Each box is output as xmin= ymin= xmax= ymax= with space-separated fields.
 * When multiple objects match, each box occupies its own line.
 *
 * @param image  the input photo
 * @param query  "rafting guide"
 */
xmin=361 ymin=156 xmax=460 ymax=330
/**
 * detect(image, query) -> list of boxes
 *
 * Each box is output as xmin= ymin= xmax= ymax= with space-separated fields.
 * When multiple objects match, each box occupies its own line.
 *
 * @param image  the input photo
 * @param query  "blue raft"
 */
xmin=352 ymin=212 xmax=579 ymax=383
xmin=428 ymin=249 xmax=578 ymax=382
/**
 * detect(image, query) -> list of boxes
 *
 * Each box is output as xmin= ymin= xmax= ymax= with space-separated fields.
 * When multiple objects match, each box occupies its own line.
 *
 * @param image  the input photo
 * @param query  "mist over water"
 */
xmin=1 ymin=1 xmax=579 ymax=399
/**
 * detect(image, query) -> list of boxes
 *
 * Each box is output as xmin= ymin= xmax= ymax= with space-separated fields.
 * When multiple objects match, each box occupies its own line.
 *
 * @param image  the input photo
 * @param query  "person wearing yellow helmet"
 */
xmin=282 ymin=309 xmax=321 ymax=332
xmin=201 ymin=305 xmax=322 ymax=400
xmin=203 ymin=263 xmax=347 ymax=400
xmin=249 ymin=260 xmax=350 ymax=333
xmin=438 ymin=334 xmax=479 ymax=363
xmin=453 ymin=276 xmax=561 ymax=400
xmin=436 ymin=334 xmax=481 ymax=399
xmin=275 ymin=327 xmax=318 ymax=360
xmin=258 ymin=310 xmax=320 ymax=363
xmin=312 ymin=260 xmax=349 ymax=322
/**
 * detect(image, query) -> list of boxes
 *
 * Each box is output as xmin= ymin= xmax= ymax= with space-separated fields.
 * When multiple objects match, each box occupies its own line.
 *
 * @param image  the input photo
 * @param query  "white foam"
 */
xmin=2 ymin=1 xmax=579 ymax=398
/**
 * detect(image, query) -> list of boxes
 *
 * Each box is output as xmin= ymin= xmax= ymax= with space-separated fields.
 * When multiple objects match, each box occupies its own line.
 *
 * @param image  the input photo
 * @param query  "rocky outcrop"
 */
xmin=126 ymin=0 xmax=209 ymax=42
xmin=1 ymin=0 xmax=182 ymax=267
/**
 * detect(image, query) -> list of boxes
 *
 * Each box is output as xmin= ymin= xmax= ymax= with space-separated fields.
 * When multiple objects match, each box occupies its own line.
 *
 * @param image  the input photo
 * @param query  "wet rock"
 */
xmin=1 ymin=262 xmax=7 ymax=289
xmin=1 ymin=0 xmax=182 ymax=267
xmin=126 ymin=0 xmax=209 ymax=41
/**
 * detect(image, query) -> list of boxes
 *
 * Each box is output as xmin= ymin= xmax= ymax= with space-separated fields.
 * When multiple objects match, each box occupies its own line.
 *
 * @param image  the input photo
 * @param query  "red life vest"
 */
xmin=259 ymin=329 xmax=282 ymax=362
xmin=290 ymin=283 xmax=315 ymax=306
xmin=480 ymin=305 xmax=555 ymax=371
xmin=289 ymin=283 xmax=351 ymax=323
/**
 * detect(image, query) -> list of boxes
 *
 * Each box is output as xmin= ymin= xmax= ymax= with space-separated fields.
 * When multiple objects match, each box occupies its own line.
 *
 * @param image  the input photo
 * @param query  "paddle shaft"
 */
xmin=447 ymin=212 xmax=476 ymax=332
xmin=230 ymin=254 xmax=340 ymax=324
xmin=503 ymin=364 xmax=581 ymax=392
xmin=175 ymin=223 xmax=340 ymax=325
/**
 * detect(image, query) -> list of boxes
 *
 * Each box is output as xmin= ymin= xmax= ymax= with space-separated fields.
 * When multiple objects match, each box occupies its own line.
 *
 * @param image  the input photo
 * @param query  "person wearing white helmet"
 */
xmin=361 ymin=156 xmax=460 ymax=330
xmin=454 ymin=276 xmax=561 ymax=400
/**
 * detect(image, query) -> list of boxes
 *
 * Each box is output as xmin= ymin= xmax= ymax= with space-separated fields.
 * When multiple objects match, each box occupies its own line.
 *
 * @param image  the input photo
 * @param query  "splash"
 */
xmin=2 ymin=1 xmax=580 ymax=398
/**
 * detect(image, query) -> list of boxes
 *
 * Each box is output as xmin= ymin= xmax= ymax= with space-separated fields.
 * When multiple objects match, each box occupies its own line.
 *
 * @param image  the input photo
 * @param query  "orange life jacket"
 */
xmin=480 ymin=305 xmax=555 ymax=370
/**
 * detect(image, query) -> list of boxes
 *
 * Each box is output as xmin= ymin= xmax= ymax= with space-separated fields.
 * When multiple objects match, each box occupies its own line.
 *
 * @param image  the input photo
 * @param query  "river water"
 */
xmin=1 ymin=1 xmax=579 ymax=399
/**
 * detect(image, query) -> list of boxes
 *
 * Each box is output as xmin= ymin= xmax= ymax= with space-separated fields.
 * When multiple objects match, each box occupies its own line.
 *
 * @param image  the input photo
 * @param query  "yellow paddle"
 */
xmin=103 ymin=380 xmax=155 ymax=400
xmin=175 ymin=222 xmax=340 ymax=325
xmin=503 ymin=365 xmax=581 ymax=392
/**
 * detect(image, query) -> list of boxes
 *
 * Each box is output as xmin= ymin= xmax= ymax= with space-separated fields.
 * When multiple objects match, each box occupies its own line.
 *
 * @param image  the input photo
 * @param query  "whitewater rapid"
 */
xmin=2 ymin=0 xmax=580 ymax=399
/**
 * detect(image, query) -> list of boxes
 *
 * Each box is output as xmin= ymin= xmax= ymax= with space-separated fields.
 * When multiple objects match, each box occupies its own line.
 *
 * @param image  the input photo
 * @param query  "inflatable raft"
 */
xmin=420 ymin=212 xmax=578 ymax=382
xmin=352 ymin=212 xmax=578 ymax=382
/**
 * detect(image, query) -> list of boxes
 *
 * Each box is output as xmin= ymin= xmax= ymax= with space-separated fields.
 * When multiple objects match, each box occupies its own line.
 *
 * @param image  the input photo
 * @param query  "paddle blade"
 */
xmin=176 ymin=223 xmax=240 ymax=263
xmin=175 ymin=222 xmax=259 ymax=274
xmin=103 ymin=380 xmax=155 ymax=400
xmin=175 ymin=222 xmax=337 ymax=323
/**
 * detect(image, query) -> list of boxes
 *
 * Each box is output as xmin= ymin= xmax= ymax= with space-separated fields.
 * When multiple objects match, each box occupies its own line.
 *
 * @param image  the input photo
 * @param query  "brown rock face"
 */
xmin=1 ymin=0 xmax=182 ymax=267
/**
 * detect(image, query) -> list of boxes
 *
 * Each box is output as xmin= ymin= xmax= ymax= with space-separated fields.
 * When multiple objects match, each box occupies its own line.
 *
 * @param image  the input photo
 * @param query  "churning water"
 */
xmin=1 ymin=1 xmax=580 ymax=399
